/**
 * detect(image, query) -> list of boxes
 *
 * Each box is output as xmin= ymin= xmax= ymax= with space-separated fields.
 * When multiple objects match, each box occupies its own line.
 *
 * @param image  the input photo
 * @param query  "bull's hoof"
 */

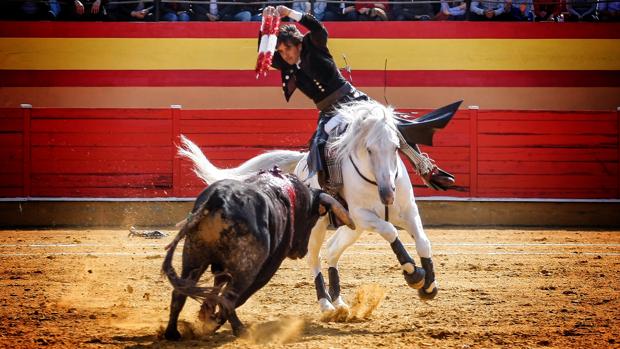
xmin=164 ymin=328 xmax=182 ymax=341
xmin=232 ymin=324 xmax=247 ymax=337
xmin=417 ymin=283 xmax=438 ymax=300
xmin=404 ymin=267 xmax=425 ymax=289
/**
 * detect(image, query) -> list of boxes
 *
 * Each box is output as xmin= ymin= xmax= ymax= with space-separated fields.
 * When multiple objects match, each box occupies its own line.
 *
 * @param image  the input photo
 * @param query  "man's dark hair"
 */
xmin=277 ymin=24 xmax=303 ymax=47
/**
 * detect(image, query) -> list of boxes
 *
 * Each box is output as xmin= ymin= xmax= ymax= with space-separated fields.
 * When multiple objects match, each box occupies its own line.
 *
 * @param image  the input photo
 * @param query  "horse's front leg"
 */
xmin=399 ymin=202 xmax=438 ymax=300
xmin=306 ymin=216 xmax=335 ymax=314
xmin=350 ymin=208 xmax=426 ymax=290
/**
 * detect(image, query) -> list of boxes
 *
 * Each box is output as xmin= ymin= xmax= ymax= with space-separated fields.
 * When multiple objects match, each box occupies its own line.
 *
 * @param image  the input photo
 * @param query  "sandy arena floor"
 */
xmin=0 ymin=227 xmax=619 ymax=348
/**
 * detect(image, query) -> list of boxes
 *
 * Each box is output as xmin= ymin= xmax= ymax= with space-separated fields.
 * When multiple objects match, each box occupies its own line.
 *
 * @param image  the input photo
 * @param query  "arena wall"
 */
xmin=1 ymin=21 xmax=619 ymax=110
xmin=1 ymin=21 xmax=619 ymax=226
xmin=1 ymin=106 xmax=618 ymax=200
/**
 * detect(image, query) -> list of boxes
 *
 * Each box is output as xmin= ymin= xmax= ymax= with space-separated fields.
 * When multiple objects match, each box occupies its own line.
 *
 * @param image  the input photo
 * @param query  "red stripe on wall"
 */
xmin=1 ymin=21 xmax=619 ymax=39
xmin=3 ymin=70 xmax=619 ymax=87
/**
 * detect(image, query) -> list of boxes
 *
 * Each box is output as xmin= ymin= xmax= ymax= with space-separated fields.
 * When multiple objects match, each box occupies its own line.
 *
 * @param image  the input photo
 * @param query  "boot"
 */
xmin=421 ymin=166 xmax=455 ymax=191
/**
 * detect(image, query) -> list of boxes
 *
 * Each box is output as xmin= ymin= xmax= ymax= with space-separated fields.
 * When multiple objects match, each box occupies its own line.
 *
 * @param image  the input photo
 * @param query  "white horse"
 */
xmin=178 ymin=99 xmax=438 ymax=317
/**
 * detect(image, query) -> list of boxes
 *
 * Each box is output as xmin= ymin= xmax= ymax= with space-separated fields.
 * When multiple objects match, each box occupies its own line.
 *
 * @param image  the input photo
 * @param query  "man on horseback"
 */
xmin=264 ymin=5 xmax=455 ymax=197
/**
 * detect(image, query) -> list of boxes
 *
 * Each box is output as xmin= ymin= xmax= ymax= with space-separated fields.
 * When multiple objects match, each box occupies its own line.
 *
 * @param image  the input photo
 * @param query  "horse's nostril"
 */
xmin=379 ymin=187 xmax=395 ymax=205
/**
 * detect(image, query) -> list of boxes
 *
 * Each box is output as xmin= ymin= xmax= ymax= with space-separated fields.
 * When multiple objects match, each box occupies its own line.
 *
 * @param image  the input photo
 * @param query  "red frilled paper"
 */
xmin=255 ymin=14 xmax=281 ymax=78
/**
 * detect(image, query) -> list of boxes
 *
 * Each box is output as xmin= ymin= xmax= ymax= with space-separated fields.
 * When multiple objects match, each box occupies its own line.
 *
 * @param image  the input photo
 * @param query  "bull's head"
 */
xmin=288 ymin=187 xmax=354 ymax=259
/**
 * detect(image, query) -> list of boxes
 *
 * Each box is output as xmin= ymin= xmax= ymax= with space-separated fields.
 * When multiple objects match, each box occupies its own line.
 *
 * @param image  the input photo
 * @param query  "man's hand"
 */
xmin=74 ymin=0 xmax=84 ymax=15
xmin=131 ymin=9 xmax=149 ymax=19
xmin=206 ymin=13 xmax=219 ymax=21
xmin=485 ymin=9 xmax=495 ymax=18
xmin=91 ymin=0 xmax=101 ymax=14
xmin=262 ymin=6 xmax=276 ymax=17
xmin=276 ymin=5 xmax=292 ymax=17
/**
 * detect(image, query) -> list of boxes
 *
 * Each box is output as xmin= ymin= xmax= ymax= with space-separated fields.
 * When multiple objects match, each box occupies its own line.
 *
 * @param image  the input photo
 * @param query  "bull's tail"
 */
xmin=178 ymin=135 xmax=305 ymax=185
xmin=162 ymin=217 xmax=232 ymax=310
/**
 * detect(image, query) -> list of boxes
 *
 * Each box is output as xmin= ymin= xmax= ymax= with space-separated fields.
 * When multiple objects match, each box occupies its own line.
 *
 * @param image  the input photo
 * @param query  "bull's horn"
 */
xmin=319 ymin=193 xmax=356 ymax=230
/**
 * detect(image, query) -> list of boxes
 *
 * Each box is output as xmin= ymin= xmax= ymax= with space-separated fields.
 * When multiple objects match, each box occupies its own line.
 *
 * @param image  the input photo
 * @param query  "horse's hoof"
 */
xmin=418 ymin=284 xmax=438 ymax=300
xmin=332 ymin=296 xmax=350 ymax=322
xmin=319 ymin=297 xmax=336 ymax=313
xmin=332 ymin=296 xmax=348 ymax=310
xmin=404 ymin=267 xmax=425 ymax=289
xmin=164 ymin=328 xmax=182 ymax=341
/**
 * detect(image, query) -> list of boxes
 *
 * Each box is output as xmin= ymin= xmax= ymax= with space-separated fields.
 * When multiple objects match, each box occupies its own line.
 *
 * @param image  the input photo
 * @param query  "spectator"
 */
xmin=470 ymin=0 xmax=509 ymax=20
xmin=435 ymin=0 xmax=467 ymax=20
xmin=355 ymin=0 xmax=390 ymax=20
xmin=391 ymin=0 xmax=436 ymax=20
xmin=597 ymin=0 xmax=620 ymax=20
xmin=293 ymin=0 xmax=328 ymax=20
xmin=193 ymin=0 xmax=223 ymax=21
xmin=324 ymin=0 xmax=359 ymax=20
xmin=509 ymin=0 xmax=534 ymax=20
xmin=69 ymin=0 xmax=108 ymax=20
xmin=566 ymin=0 xmax=598 ymax=20
xmin=160 ymin=1 xmax=190 ymax=21
xmin=107 ymin=1 xmax=153 ymax=21
xmin=533 ymin=0 xmax=563 ymax=20
xmin=218 ymin=0 xmax=261 ymax=21
xmin=17 ymin=0 xmax=61 ymax=19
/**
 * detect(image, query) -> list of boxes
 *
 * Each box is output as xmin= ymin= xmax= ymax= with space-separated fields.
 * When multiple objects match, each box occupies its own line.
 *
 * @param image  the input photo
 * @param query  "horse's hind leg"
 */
xmin=307 ymin=216 xmax=335 ymax=313
xmin=401 ymin=204 xmax=438 ymax=300
xmin=325 ymin=224 xmax=363 ymax=315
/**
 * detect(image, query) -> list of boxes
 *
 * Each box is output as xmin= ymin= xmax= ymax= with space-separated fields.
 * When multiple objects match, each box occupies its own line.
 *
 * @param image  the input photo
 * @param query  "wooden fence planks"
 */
xmin=0 ymin=107 xmax=617 ymax=199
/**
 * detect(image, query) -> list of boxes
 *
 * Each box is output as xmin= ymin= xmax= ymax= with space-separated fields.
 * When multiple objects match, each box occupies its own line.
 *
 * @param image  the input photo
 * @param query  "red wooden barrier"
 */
xmin=469 ymin=106 xmax=479 ymax=197
xmin=0 ymin=108 xmax=24 ymax=197
xmin=22 ymin=105 xmax=32 ymax=197
xmin=0 ymin=107 xmax=618 ymax=199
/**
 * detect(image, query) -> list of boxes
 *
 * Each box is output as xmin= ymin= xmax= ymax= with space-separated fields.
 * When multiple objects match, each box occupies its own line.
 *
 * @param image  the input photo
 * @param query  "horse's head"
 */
xmin=329 ymin=101 xmax=400 ymax=205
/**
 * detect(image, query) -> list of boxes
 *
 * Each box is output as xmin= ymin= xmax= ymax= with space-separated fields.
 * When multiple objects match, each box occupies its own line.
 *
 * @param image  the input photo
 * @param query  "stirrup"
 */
xmin=421 ymin=166 xmax=455 ymax=191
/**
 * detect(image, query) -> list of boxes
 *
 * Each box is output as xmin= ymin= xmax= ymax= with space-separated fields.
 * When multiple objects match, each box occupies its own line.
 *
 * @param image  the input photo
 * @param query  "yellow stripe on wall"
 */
xmin=1 ymin=38 xmax=619 ymax=70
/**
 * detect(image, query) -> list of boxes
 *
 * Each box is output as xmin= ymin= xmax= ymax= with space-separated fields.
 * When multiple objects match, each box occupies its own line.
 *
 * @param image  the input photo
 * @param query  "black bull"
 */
xmin=162 ymin=168 xmax=354 ymax=340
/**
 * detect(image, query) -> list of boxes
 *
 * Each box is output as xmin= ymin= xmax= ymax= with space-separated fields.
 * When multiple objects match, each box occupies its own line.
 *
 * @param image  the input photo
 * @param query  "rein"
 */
xmin=348 ymin=154 xmax=398 ymax=221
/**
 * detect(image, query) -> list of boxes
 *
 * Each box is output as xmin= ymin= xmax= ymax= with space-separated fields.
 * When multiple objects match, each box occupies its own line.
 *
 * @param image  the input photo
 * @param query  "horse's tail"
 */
xmin=178 ymin=135 xmax=305 ymax=185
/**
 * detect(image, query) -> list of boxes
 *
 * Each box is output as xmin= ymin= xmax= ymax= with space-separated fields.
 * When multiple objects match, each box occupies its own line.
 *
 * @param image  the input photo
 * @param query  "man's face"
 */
xmin=277 ymin=42 xmax=302 ymax=65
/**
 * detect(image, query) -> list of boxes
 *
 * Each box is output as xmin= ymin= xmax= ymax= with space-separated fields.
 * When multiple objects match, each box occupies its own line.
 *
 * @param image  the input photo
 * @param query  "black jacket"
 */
xmin=271 ymin=14 xmax=349 ymax=103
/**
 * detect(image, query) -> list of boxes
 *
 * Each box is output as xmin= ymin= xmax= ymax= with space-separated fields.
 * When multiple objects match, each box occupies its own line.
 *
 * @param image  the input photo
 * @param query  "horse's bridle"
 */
xmin=348 ymin=154 xmax=399 ymax=221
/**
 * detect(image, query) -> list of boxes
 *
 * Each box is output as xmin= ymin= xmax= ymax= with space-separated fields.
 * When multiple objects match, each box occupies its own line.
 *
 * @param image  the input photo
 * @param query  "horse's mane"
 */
xmin=327 ymin=100 xmax=400 ymax=165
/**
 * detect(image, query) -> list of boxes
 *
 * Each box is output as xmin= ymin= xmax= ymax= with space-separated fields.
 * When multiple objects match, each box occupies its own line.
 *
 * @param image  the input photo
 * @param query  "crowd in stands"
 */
xmin=1 ymin=0 xmax=618 ymax=22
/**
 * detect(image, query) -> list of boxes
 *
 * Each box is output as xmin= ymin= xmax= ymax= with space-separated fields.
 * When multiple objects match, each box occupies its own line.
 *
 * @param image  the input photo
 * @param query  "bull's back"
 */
xmin=192 ymin=180 xmax=271 ymax=259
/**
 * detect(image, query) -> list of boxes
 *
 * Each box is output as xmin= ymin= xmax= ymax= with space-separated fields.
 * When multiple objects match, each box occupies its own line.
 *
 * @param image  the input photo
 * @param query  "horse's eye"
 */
xmin=367 ymin=148 xmax=372 ymax=154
